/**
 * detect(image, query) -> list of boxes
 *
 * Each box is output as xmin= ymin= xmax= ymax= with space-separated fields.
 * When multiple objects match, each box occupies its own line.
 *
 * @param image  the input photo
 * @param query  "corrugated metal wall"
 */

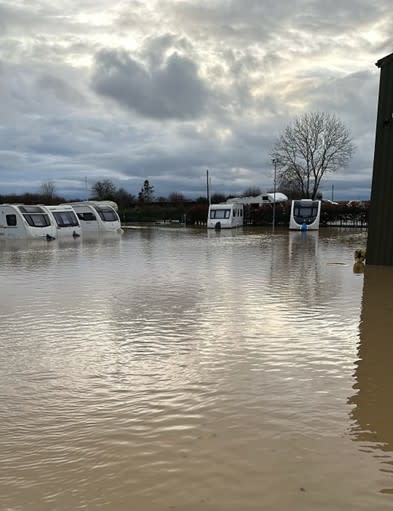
xmin=367 ymin=53 xmax=393 ymax=266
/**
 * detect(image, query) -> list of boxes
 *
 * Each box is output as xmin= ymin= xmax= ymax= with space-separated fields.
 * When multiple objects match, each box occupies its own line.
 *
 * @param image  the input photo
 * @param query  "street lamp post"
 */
xmin=206 ymin=169 xmax=210 ymax=204
xmin=272 ymin=158 xmax=277 ymax=232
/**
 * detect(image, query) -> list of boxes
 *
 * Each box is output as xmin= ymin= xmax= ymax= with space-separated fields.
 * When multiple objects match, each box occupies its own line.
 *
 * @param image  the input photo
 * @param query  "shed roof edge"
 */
xmin=376 ymin=52 xmax=393 ymax=68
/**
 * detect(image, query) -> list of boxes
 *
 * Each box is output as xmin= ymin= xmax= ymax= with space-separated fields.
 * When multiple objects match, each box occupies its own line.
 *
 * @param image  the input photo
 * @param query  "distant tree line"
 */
xmin=88 ymin=178 xmax=368 ymax=227
xmin=0 ymin=191 xmax=66 ymax=206
xmin=0 ymin=186 xmax=368 ymax=227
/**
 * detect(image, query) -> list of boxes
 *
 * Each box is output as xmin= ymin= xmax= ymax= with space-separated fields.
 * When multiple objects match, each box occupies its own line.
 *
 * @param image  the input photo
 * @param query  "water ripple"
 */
xmin=2 ymin=228 xmax=392 ymax=510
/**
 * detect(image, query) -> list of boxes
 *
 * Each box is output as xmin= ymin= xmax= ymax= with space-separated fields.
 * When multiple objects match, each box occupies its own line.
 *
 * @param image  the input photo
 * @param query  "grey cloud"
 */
xmin=0 ymin=3 xmax=48 ymax=35
xmin=293 ymin=69 xmax=379 ymax=138
xmin=37 ymin=74 xmax=87 ymax=106
xmin=0 ymin=0 xmax=390 ymax=201
xmin=0 ymin=3 xmax=79 ymax=38
xmin=295 ymin=0 xmax=389 ymax=32
xmin=141 ymin=33 xmax=194 ymax=68
xmin=164 ymin=0 xmax=391 ymax=41
xmin=0 ymin=60 xmax=90 ymax=125
xmin=27 ymin=38 xmax=99 ymax=65
xmin=92 ymin=49 xmax=210 ymax=120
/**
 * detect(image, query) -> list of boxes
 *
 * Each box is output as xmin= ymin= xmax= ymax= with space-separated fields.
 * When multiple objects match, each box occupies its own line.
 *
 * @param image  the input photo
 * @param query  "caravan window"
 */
xmin=17 ymin=206 xmax=50 ymax=228
xmin=6 ymin=214 xmax=17 ymax=226
xmin=294 ymin=205 xmax=318 ymax=218
xmin=294 ymin=202 xmax=318 ymax=225
xmin=95 ymin=208 xmax=118 ymax=222
xmin=23 ymin=214 xmax=51 ymax=227
xmin=77 ymin=212 xmax=96 ymax=221
xmin=53 ymin=211 xmax=79 ymax=227
xmin=210 ymin=209 xmax=231 ymax=219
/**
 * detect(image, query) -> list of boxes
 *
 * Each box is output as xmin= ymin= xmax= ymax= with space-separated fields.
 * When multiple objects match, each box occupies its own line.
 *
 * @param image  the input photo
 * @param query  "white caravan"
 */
xmin=229 ymin=192 xmax=288 ymax=206
xmin=207 ymin=203 xmax=244 ymax=229
xmin=68 ymin=201 xmax=122 ymax=234
xmin=44 ymin=205 xmax=82 ymax=238
xmin=289 ymin=199 xmax=321 ymax=231
xmin=0 ymin=204 xmax=57 ymax=240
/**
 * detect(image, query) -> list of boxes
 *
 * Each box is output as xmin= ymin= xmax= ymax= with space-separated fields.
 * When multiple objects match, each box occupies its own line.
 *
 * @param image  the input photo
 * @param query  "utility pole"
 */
xmin=272 ymin=159 xmax=277 ymax=232
xmin=206 ymin=169 xmax=210 ymax=204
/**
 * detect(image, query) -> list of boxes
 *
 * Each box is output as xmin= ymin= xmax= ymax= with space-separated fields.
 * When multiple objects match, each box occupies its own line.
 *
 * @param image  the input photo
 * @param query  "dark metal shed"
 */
xmin=366 ymin=52 xmax=393 ymax=265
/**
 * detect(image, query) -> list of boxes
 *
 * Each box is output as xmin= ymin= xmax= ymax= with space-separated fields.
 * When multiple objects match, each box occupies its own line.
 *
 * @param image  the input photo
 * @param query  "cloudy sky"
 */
xmin=0 ymin=0 xmax=391 ymax=200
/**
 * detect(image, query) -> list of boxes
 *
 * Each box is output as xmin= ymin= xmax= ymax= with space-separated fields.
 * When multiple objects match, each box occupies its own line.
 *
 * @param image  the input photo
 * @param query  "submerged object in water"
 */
xmin=354 ymin=249 xmax=366 ymax=263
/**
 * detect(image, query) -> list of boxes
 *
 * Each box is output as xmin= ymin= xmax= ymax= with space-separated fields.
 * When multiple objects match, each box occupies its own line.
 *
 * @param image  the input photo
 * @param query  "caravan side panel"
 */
xmin=69 ymin=204 xmax=100 ymax=233
xmin=0 ymin=205 xmax=27 ymax=239
xmin=0 ymin=205 xmax=56 ymax=239
xmin=68 ymin=202 xmax=122 ymax=234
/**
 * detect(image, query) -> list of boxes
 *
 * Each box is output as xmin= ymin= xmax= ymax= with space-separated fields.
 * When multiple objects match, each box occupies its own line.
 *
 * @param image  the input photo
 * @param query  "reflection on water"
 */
xmin=354 ymin=261 xmax=366 ymax=274
xmin=350 ymin=266 xmax=393 ymax=494
xmin=1 ymin=227 xmax=393 ymax=510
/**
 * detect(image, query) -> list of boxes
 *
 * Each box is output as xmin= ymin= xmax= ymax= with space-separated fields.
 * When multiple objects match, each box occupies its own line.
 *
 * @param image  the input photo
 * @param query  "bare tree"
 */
xmin=277 ymin=174 xmax=303 ymax=200
xmin=272 ymin=112 xmax=354 ymax=199
xmin=40 ymin=180 xmax=56 ymax=199
xmin=91 ymin=179 xmax=116 ymax=200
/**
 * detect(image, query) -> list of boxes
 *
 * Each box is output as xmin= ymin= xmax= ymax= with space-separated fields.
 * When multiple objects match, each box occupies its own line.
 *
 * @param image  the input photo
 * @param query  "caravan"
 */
xmin=207 ymin=203 xmax=244 ymax=229
xmin=229 ymin=192 xmax=288 ymax=206
xmin=0 ymin=204 xmax=57 ymax=240
xmin=289 ymin=199 xmax=321 ymax=230
xmin=44 ymin=205 xmax=82 ymax=238
xmin=67 ymin=201 xmax=122 ymax=234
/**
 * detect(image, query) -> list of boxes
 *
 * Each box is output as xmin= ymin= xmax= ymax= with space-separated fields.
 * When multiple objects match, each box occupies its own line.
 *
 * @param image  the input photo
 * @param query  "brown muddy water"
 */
xmin=0 ymin=226 xmax=392 ymax=510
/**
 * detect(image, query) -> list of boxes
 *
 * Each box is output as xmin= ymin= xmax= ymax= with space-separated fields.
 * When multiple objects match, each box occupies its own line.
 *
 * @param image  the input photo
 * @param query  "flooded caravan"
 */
xmin=289 ymin=199 xmax=321 ymax=231
xmin=44 ymin=205 xmax=82 ymax=238
xmin=207 ymin=203 xmax=244 ymax=229
xmin=68 ymin=201 xmax=122 ymax=234
xmin=0 ymin=204 xmax=56 ymax=240
xmin=230 ymin=192 xmax=288 ymax=206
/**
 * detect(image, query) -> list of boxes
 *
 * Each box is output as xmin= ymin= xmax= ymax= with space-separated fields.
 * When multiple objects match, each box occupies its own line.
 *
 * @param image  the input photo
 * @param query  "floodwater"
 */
xmin=0 ymin=226 xmax=392 ymax=510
